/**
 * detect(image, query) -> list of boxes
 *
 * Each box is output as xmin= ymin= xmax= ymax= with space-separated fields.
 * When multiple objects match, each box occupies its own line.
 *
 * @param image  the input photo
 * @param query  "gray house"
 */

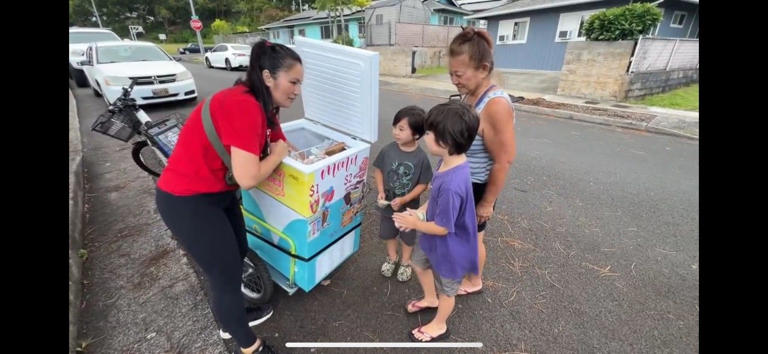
xmin=466 ymin=0 xmax=699 ymax=72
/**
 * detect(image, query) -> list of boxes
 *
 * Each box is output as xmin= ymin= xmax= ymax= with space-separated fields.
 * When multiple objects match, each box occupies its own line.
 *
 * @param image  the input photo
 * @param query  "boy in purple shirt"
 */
xmin=393 ymin=101 xmax=480 ymax=342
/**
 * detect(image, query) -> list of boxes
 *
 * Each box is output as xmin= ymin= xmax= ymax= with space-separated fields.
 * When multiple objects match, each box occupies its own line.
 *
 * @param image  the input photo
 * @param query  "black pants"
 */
xmin=155 ymin=188 xmax=256 ymax=348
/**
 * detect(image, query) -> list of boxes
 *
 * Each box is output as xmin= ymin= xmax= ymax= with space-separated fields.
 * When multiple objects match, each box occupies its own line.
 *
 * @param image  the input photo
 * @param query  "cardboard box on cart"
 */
xmin=241 ymin=37 xmax=379 ymax=292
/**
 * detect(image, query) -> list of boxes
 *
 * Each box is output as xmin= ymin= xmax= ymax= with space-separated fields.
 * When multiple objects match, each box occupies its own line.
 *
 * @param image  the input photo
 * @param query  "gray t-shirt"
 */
xmin=373 ymin=142 xmax=433 ymax=215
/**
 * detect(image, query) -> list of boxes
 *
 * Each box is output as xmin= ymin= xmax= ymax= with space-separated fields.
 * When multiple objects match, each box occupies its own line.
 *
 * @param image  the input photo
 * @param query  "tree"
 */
xmin=211 ymin=19 xmax=233 ymax=35
xmin=315 ymin=0 xmax=370 ymax=38
xmin=582 ymin=3 xmax=663 ymax=41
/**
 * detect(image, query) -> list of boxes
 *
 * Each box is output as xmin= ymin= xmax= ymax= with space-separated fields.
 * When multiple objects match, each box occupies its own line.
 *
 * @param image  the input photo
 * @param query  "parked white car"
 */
xmin=204 ymin=43 xmax=251 ymax=71
xmin=69 ymin=27 xmax=121 ymax=87
xmin=80 ymin=41 xmax=198 ymax=105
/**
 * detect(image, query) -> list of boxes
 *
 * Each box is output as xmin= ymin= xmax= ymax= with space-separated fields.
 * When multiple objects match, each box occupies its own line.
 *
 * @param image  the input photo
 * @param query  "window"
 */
xmin=671 ymin=11 xmax=687 ymax=28
xmin=298 ymin=29 xmax=306 ymax=37
xmin=556 ymin=9 xmax=601 ymax=42
xmin=497 ymin=17 xmax=529 ymax=44
xmin=358 ymin=22 xmax=365 ymax=35
xmin=440 ymin=15 xmax=455 ymax=26
xmin=375 ymin=14 xmax=383 ymax=25
xmin=271 ymin=31 xmax=280 ymax=40
xmin=320 ymin=25 xmax=332 ymax=39
xmin=336 ymin=23 xmax=350 ymax=35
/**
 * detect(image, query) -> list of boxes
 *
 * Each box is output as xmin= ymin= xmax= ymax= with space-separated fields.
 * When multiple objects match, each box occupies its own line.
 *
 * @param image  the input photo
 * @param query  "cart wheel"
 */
xmin=241 ymin=251 xmax=274 ymax=305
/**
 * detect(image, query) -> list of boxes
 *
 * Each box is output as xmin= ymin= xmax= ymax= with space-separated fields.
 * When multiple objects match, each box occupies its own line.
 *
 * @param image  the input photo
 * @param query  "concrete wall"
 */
xmin=626 ymin=69 xmax=698 ymax=99
xmin=367 ymin=46 xmax=415 ymax=76
xmin=214 ymin=32 xmax=268 ymax=46
xmin=493 ymin=69 xmax=562 ymax=95
xmin=367 ymin=46 xmax=447 ymax=76
xmin=557 ymin=40 xmax=635 ymax=100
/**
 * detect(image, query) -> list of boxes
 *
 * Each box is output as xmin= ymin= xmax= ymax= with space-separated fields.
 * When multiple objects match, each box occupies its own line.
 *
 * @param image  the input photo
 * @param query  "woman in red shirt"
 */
xmin=155 ymin=40 xmax=302 ymax=354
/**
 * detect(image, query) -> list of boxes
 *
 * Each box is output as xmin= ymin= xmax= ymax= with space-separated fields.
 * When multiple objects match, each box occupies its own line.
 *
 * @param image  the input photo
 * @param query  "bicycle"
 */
xmin=90 ymin=78 xmax=184 ymax=178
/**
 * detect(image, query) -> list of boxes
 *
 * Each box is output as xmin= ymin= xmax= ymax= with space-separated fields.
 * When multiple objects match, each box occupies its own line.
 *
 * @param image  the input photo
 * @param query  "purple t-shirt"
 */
xmin=419 ymin=161 xmax=479 ymax=280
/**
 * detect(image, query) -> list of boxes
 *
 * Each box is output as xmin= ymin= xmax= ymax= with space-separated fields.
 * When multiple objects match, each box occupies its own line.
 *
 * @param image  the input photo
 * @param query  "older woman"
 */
xmin=447 ymin=27 xmax=517 ymax=295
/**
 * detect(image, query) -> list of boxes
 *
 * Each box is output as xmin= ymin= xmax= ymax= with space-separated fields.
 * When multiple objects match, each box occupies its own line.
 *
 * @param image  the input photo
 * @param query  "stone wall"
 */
xmin=557 ymin=40 xmax=635 ymax=101
xmin=626 ymin=69 xmax=698 ymax=98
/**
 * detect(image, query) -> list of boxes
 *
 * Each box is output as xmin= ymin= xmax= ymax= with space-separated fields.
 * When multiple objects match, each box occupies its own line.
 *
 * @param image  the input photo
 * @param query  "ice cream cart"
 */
xmin=240 ymin=37 xmax=379 ymax=300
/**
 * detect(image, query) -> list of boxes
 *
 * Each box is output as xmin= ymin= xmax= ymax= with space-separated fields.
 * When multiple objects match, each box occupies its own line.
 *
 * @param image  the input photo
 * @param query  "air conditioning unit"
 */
xmin=498 ymin=34 xmax=510 ymax=43
xmin=558 ymin=30 xmax=573 ymax=40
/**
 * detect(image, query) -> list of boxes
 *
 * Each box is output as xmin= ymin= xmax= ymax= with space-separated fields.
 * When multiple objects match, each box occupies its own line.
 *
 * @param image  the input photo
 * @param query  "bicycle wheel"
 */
xmin=131 ymin=140 xmax=167 ymax=178
xmin=241 ymin=251 xmax=274 ymax=305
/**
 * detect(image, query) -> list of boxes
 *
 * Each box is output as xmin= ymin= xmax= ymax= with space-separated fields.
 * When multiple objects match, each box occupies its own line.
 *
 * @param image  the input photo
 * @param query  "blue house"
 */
xmin=465 ymin=0 xmax=699 ymax=72
xmin=424 ymin=0 xmax=474 ymax=26
xmin=261 ymin=8 xmax=367 ymax=48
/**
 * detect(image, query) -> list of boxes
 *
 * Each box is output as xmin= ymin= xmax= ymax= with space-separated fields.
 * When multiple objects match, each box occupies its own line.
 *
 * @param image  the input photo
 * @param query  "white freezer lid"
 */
xmin=294 ymin=36 xmax=379 ymax=144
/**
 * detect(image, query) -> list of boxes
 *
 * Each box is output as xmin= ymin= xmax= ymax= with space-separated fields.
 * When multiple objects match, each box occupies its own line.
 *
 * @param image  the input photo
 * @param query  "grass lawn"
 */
xmin=415 ymin=66 xmax=448 ymax=76
xmin=629 ymin=84 xmax=699 ymax=111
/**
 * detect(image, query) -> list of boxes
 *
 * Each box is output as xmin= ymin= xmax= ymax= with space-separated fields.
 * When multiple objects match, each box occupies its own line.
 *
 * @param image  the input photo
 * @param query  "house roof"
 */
xmin=456 ymin=0 xmax=511 ymax=12
xmin=424 ymin=0 xmax=474 ymax=15
xmin=367 ymin=0 xmax=403 ymax=9
xmin=466 ymin=0 xmax=604 ymax=19
xmin=261 ymin=8 xmax=364 ymax=29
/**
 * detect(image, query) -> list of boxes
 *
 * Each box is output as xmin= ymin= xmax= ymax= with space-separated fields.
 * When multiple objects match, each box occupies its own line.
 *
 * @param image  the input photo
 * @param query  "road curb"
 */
xmin=69 ymin=89 xmax=84 ymax=354
xmin=514 ymin=104 xmax=698 ymax=140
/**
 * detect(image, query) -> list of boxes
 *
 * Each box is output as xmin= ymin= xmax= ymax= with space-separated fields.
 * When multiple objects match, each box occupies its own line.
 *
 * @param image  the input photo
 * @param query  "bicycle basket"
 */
xmin=91 ymin=110 xmax=140 ymax=142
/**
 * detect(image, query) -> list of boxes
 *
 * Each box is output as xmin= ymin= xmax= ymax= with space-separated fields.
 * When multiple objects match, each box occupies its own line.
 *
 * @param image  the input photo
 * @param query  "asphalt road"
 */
xmin=73 ymin=60 xmax=699 ymax=353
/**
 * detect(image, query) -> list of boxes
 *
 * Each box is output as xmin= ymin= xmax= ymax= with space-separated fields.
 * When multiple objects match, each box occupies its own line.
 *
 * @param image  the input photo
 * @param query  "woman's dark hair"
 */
xmin=449 ymin=27 xmax=494 ymax=73
xmin=235 ymin=40 xmax=302 ymax=129
xmin=392 ymin=105 xmax=427 ymax=140
xmin=425 ymin=101 xmax=479 ymax=155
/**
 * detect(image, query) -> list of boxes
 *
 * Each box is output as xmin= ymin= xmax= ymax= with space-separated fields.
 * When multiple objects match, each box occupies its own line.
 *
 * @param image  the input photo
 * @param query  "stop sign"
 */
xmin=190 ymin=19 xmax=203 ymax=32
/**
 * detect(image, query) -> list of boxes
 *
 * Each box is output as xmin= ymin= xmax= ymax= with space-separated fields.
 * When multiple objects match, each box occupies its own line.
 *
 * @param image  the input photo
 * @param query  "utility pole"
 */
xmin=90 ymin=0 xmax=103 ymax=28
xmin=189 ymin=0 xmax=206 ymax=61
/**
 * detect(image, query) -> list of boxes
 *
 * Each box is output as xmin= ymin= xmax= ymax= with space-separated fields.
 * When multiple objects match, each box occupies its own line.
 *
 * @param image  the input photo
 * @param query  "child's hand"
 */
xmin=377 ymin=192 xmax=386 ymax=201
xmin=393 ymin=211 xmax=419 ymax=231
xmin=390 ymin=197 xmax=405 ymax=211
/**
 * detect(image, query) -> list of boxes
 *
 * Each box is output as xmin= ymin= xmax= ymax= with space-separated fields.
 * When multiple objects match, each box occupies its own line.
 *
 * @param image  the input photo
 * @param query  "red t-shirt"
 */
xmin=157 ymin=84 xmax=286 ymax=196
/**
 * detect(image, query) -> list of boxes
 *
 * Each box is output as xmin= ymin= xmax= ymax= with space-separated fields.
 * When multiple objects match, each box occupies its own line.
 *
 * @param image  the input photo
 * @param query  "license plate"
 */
xmin=152 ymin=88 xmax=169 ymax=96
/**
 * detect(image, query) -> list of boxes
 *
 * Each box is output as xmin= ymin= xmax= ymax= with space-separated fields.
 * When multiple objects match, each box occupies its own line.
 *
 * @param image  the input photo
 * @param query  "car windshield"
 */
xmin=69 ymin=31 xmax=120 ymax=44
xmin=232 ymin=45 xmax=251 ymax=52
xmin=97 ymin=45 xmax=171 ymax=64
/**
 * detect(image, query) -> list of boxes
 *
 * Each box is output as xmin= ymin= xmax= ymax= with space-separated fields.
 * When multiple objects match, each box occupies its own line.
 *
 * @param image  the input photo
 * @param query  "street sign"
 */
xmin=190 ymin=19 xmax=203 ymax=32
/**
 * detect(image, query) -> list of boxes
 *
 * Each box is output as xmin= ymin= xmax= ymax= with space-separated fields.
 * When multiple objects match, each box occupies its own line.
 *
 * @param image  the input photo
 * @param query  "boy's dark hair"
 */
xmin=425 ymin=101 xmax=479 ymax=155
xmin=392 ymin=106 xmax=427 ymax=140
xmin=235 ymin=39 xmax=302 ymax=129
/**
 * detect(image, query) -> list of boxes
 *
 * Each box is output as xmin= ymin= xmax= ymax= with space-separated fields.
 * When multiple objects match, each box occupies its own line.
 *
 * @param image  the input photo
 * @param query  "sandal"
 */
xmin=396 ymin=263 xmax=413 ymax=282
xmin=380 ymin=256 xmax=398 ymax=278
xmin=405 ymin=299 xmax=438 ymax=314
xmin=408 ymin=326 xmax=450 ymax=342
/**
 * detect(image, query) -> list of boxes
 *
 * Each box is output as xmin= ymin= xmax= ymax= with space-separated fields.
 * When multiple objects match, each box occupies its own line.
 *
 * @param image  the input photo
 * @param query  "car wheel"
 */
xmin=71 ymin=67 xmax=90 ymax=88
xmin=225 ymin=59 xmax=232 ymax=71
xmin=205 ymin=57 xmax=212 ymax=69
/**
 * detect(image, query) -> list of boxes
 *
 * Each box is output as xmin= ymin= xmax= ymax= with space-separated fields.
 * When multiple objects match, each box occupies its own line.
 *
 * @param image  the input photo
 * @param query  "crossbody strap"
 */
xmin=201 ymin=94 xmax=237 ymax=185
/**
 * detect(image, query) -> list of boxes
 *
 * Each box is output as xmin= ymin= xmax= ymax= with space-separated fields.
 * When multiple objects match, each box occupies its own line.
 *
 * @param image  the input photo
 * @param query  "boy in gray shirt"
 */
xmin=373 ymin=106 xmax=433 ymax=282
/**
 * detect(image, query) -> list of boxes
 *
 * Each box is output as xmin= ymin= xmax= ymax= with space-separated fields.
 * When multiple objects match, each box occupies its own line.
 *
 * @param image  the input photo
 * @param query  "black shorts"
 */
xmin=472 ymin=182 xmax=496 ymax=233
xmin=379 ymin=212 xmax=418 ymax=246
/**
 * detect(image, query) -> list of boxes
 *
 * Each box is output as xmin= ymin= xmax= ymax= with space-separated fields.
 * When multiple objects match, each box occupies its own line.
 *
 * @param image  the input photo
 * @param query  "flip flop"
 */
xmin=405 ymin=299 xmax=438 ymax=314
xmin=408 ymin=326 xmax=451 ymax=342
xmin=457 ymin=286 xmax=484 ymax=296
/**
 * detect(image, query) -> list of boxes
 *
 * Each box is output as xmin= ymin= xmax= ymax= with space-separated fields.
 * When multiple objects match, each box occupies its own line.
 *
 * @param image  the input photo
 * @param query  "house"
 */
xmin=365 ymin=0 xmax=474 ymax=34
xmin=260 ymin=8 xmax=367 ymax=47
xmin=465 ymin=0 xmax=699 ymax=72
xmin=424 ymin=0 xmax=475 ymax=26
